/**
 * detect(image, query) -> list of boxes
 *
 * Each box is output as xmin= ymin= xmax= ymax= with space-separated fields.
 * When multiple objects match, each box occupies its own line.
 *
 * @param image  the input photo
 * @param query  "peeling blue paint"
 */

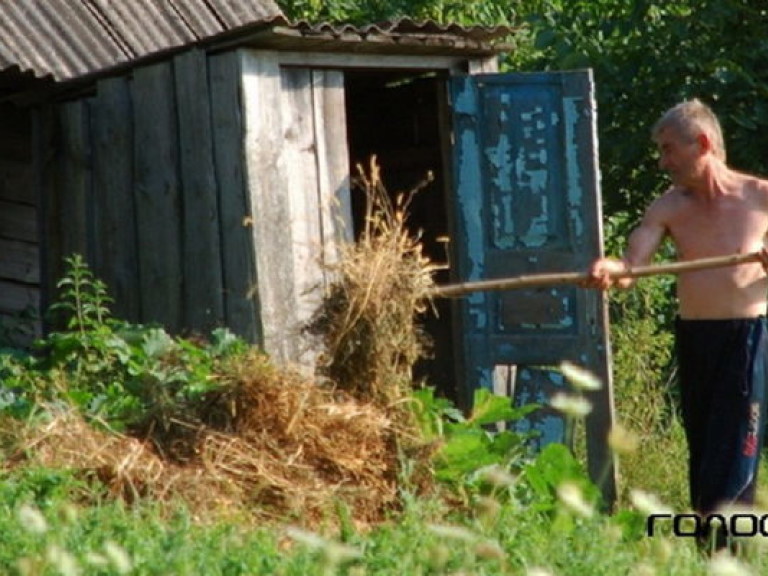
xmin=453 ymin=79 xmax=488 ymax=334
xmin=564 ymin=97 xmax=585 ymax=238
xmin=457 ymin=130 xmax=484 ymax=281
xmin=537 ymin=415 xmax=566 ymax=445
xmin=453 ymin=78 xmax=475 ymax=114
xmin=522 ymin=195 xmax=549 ymax=248
xmin=486 ymin=134 xmax=513 ymax=193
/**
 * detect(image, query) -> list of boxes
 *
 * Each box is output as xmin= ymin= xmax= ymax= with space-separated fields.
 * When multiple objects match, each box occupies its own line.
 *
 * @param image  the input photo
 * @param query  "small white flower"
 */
xmin=550 ymin=393 xmax=592 ymax=418
xmin=426 ymin=523 xmax=478 ymax=542
xmin=708 ymin=554 xmax=753 ymax=576
xmin=557 ymin=481 xmax=594 ymax=518
xmin=475 ymin=464 xmax=517 ymax=488
xmin=285 ymin=527 xmax=361 ymax=566
xmin=559 ymin=361 xmax=602 ymax=391
xmin=608 ymin=423 xmax=640 ymax=454
xmin=527 ymin=568 xmax=555 ymax=576
xmin=45 ymin=544 xmax=80 ymax=576
xmin=629 ymin=489 xmax=673 ymax=516
xmin=84 ymin=552 xmax=109 ymax=568
xmin=104 ymin=541 xmax=133 ymax=574
xmin=285 ymin=527 xmax=327 ymax=549
xmin=18 ymin=503 xmax=48 ymax=535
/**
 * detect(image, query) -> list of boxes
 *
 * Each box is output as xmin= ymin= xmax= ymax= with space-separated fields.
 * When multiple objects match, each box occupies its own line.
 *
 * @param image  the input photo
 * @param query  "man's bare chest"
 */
xmin=667 ymin=200 xmax=768 ymax=257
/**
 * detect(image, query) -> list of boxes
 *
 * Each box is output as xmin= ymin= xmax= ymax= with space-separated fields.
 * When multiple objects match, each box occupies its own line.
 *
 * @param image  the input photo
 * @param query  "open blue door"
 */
xmin=449 ymin=69 xmax=616 ymax=502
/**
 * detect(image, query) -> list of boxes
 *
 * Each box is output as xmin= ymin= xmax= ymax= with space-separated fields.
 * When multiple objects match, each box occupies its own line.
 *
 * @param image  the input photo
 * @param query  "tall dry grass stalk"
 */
xmin=308 ymin=157 xmax=443 ymax=407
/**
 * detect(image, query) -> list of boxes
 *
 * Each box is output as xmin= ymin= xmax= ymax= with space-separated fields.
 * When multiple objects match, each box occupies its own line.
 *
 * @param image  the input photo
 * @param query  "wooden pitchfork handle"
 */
xmin=431 ymin=251 xmax=763 ymax=298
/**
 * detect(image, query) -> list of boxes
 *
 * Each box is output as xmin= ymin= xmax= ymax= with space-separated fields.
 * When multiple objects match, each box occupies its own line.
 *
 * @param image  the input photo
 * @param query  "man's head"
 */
xmin=652 ymin=98 xmax=726 ymax=162
xmin=652 ymin=99 xmax=726 ymax=186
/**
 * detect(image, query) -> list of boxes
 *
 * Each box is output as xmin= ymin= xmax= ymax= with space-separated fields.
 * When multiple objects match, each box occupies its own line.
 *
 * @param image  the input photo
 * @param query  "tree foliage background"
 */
xmin=277 ymin=0 xmax=768 ymax=229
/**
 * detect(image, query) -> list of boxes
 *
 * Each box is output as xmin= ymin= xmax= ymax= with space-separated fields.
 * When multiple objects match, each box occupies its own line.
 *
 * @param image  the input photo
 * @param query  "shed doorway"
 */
xmin=343 ymin=69 xmax=458 ymax=402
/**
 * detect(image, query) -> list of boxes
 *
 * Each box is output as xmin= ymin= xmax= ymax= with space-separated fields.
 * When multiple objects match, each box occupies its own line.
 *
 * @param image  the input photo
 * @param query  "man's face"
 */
xmin=654 ymin=126 xmax=703 ymax=186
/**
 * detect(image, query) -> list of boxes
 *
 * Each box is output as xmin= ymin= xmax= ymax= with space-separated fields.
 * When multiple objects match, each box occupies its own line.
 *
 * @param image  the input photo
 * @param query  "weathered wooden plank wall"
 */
xmin=133 ymin=62 xmax=184 ymax=333
xmin=281 ymin=67 xmax=325 ymax=365
xmin=241 ymin=50 xmax=352 ymax=364
xmin=0 ymin=102 xmax=40 ymax=343
xmin=176 ymin=50 xmax=225 ymax=333
xmin=38 ymin=53 xmax=231 ymax=337
xmin=90 ymin=76 xmax=140 ymax=321
xmin=34 ymin=47 xmax=352 ymax=361
xmin=209 ymin=51 xmax=262 ymax=343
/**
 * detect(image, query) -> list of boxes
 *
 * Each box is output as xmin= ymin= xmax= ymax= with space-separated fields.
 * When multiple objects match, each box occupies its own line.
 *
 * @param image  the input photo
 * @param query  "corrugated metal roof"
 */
xmin=209 ymin=17 xmax=515 ymax=58
xmin=0 ymin=2 xmax=515 ymax=92
xmin=0 ymin=0 xmax=284 ymax=81
xmin=304 ymin=18 xmax=514 ymax=42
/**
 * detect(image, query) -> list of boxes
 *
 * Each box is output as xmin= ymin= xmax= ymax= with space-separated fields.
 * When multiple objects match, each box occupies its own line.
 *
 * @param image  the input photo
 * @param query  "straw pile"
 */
xmin=5 ymin=352 xmax=400 ymax=525
xmin=307 ymin=156 xmax=441 ymax=406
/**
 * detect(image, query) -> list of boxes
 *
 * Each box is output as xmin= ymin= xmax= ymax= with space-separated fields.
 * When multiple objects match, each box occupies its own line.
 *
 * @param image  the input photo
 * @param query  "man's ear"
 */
xmin=696 ymin=132 xmax=713 ymax=155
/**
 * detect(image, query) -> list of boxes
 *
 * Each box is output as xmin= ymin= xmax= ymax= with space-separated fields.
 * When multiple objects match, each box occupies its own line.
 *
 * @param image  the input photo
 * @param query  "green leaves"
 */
xmin=411 ymin=386 xmax=537 ymax=485
xmin=0 ymin=255 xmax=248 ymax=432
xmin=523 ymin=444 xmax=597 ymax=504
xmin=468 ymin=387 xmax=538 ymax=427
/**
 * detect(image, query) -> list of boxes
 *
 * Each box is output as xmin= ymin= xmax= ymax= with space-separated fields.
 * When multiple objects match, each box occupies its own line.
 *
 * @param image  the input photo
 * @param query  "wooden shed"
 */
xmin=0 ymin=1 xmax=616 ymax=500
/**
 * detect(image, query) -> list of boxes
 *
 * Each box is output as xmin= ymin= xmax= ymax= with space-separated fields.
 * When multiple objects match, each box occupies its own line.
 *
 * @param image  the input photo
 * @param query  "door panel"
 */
xmin=450 ymin=69 xmax=616 ymax=502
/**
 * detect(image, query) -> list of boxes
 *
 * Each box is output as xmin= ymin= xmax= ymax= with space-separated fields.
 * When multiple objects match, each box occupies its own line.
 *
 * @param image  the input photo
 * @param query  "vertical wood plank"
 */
xmin=58 ymin=101 xmax=92 ymax=266
xmin=209 ymin=51 xmax=261 ymax=343
xmin=240 ymin=49 xmax=298 ymax=363
xmin=91 ymin=76 xmax=141 ymax=322
xmin=311 ymin=69 xmax=353 ymax=261
xmin=0 ymin=109 xmax=39 ymax=341
xmin=174 ymin=49 xmax=225 ymax=335
xmin=280 ymin=67 xmax=322 ymax=366
xmin=33 ymin=105 xmax=59 ymax=325
xmin=132 ymin=62 xmax=183 ymax=333
xmin=563 ymin=70 xmax=618 ymax=506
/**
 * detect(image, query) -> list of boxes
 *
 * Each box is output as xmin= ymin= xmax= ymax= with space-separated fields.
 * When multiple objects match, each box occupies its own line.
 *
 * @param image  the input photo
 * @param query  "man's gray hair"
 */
xmin=652 ymin=98 xmax=726 ymax=161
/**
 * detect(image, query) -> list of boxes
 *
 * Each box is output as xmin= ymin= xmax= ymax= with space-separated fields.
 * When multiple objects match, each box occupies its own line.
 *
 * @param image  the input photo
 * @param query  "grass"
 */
xmin=2 ymin=465 xmax=767 ymax=575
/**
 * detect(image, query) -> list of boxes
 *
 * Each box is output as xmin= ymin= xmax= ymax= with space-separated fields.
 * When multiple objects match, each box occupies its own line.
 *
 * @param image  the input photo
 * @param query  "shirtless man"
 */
xmin=587 ymin=99 xmax=768 ymax=545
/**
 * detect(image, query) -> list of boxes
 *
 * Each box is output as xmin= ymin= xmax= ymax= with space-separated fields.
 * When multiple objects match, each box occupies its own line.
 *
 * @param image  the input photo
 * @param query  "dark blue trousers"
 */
xmin=676 ymin=316 xmax=768 ymax=515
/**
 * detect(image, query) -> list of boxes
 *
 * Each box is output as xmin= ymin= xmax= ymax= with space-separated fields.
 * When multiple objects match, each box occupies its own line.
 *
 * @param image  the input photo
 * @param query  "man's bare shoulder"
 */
xmin=644 ymin=186 xmax=688 ymax=220
xmin=748 ymin=174 xmax=768 ymax=195
xmin=737 ymin=172 xmax=768 ymax=209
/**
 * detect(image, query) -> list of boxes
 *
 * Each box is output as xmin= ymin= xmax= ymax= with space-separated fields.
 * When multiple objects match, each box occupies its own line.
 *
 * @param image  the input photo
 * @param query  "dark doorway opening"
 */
xmin=343 ymin=69 xmax=459 ymax=402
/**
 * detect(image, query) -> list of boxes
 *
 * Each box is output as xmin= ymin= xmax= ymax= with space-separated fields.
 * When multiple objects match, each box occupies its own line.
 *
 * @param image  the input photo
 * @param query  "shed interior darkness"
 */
xmin=344 ymin=69 xmax=458 ymax=402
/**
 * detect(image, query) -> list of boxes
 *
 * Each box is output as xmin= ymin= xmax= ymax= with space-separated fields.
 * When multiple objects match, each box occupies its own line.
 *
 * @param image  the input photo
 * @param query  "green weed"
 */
xmin=0 ymin=254 xmax=248 ymax=434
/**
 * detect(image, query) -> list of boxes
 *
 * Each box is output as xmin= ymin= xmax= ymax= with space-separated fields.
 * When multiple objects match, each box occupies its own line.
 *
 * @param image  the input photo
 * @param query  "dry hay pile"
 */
xmin=307 ymin=157 xmax=441 ymax=407
xmin=5 ymin=353 xmax=401 ymax=526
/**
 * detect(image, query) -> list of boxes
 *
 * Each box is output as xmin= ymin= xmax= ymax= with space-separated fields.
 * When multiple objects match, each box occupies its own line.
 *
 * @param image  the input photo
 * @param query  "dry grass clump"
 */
xmin=202 ymin=351 xmax=400 ymax=523
xmin=308 ymin=157 xmax=442 ymax=406
xmin=5 ymin=351 xmax=401 ymax=526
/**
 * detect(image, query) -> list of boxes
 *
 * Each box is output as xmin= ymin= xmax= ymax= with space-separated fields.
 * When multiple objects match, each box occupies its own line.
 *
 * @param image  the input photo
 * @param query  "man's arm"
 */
xmin=586 ymin=198 xmax=669 ymax=290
